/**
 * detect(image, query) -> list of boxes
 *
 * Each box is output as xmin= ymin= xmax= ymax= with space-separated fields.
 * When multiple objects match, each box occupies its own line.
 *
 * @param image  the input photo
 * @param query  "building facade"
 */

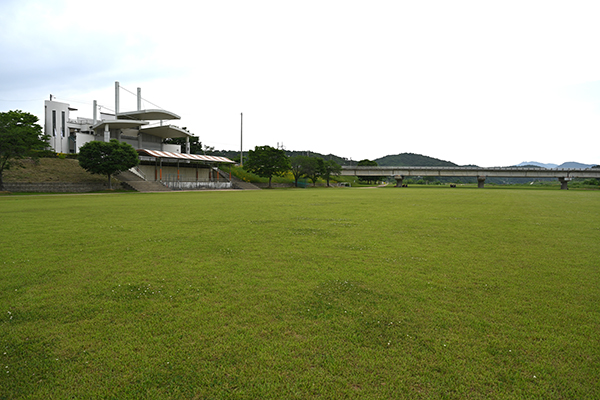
xmin=44 ymin=82 xmax=191 ymax=154
xmin=43 ymin=82 xmax=235 ymax=190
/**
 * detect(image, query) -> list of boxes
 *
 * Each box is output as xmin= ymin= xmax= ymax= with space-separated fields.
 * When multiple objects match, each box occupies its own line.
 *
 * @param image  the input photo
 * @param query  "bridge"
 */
xmin=340 ymin=166 xmax=600 ymax=189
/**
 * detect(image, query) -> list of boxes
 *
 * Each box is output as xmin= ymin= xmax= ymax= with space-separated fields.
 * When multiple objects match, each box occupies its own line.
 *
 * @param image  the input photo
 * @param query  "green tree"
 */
xmin=0 ymin=110 xmax=48 ymax=191
xmin=244 ymin=145 xmax=290 ymax=188
xmin=322 ymin=159 xmax=342 ymax=187
xmin=78 ymin=139 xmax=139 ymax=189
xmin=356 ymin=159 xmax=382 ymax=184
xmin=289 ymin=155 xmax=310 ymax=187
xmin=357 ymin=159 xmax=378 ymax=167
xmin=303 ymin=157 xmax=325 ymax=186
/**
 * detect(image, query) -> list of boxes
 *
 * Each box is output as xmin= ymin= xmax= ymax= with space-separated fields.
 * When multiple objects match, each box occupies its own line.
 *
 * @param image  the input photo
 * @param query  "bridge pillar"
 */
xmin=394 ymin=175 xmax=404 ymax=187
xmin=477 ymin=176 xmax=486 ymax=188
xmin=558 ymin=177 xmax=571 ymax=190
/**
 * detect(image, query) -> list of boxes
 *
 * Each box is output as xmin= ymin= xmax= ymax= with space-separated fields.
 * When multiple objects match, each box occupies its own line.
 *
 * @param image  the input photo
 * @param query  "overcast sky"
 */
xmin=1 ymin=0 xmax=599 ymax=167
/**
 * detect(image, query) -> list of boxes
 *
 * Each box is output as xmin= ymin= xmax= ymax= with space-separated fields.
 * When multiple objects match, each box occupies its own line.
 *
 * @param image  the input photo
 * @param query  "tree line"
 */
xmin=243 ymin=145 xmax=344 ymax=188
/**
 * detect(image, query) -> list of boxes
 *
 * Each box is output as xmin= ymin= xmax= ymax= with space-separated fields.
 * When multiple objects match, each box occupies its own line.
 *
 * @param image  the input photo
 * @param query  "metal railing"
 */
xmin=129 ymin=166 xmax=146 ymax=180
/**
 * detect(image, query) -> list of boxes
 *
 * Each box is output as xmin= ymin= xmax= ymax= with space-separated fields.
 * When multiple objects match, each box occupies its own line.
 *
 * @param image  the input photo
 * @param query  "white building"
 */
xmin=44 ymin=82 xmax=191 ymax=154
xmin=43 ymin=82 xmax=235 ymax=190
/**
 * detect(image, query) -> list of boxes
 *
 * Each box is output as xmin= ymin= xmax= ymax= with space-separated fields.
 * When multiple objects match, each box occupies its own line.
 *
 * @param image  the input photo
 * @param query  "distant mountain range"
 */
xmin=515 ymin=161 xmax=595 ymax=169
xmin=375 ymin=154 xmax=596 ymax=169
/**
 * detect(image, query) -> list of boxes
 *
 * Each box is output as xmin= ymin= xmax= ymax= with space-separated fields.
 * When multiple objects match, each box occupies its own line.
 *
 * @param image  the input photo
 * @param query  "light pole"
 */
xmin=240 ymin=112 xmax=243 ymax=166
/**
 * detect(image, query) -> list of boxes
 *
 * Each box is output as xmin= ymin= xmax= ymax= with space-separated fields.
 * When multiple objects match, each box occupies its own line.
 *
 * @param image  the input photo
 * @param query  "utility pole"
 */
xmin=240 ymin=113 xmax=243 ymax=166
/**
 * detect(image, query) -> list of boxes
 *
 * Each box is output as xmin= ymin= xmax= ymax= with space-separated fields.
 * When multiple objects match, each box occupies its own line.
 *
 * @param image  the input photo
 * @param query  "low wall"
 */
xmin=253 ymin=182 xmax=332 ymax=188
xmin=163 ymin=181 xmax=232 ymax=190
xmin=3 ymin=182 xmax=119 ymax=193
xmin=254 ymin=182 xmax=295 ymax=188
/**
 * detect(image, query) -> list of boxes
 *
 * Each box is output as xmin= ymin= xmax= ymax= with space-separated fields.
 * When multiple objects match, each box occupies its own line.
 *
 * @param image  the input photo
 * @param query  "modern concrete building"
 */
xmin=44 ymin=82 xmax=191 ymax=154
xmin=43 ymin=82 xmax=235 ymax=190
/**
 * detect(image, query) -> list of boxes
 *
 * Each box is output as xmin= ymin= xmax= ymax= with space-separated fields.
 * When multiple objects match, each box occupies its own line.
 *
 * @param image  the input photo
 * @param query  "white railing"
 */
xmin=129 ymin=166 xmax=146 ymax=180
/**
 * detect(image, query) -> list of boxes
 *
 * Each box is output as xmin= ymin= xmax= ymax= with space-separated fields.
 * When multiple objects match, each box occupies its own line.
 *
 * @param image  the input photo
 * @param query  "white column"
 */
xmin=115 ymin=81 xmax=120 ymax=115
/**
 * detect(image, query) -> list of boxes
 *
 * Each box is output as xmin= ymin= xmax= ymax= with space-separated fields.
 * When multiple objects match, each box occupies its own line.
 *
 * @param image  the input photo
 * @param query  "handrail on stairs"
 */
xmin=129 ymin=166 xmax=146 ymax=180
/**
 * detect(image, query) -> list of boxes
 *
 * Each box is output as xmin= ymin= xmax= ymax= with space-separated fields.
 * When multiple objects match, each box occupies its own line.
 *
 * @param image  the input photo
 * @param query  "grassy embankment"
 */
xmin=1 ymin=188 xmax=599 ymax=399
xmin=2 ymin=158 xmax=110 ymax=184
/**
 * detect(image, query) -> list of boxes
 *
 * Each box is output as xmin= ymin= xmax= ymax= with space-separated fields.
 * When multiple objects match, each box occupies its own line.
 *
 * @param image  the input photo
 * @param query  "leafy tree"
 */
xmin=356 ymin=159 xmax=382 ymax=184
xmin=289 ymin=155 xmax=310 ymax=187
xmin=322 ymin=159 xmax=342 ymax=187
xmin=0 ymin=110 xmax=48 ymax=191
xmin=244 ymin=145 xmax=290 ymax=188
xmin=78 ymin=139 xmax=139 ymax=189
xmin=303 ymin=157 xmax=325 ymax=186
xmin=357 ymin=159 xmax=378 ymax=167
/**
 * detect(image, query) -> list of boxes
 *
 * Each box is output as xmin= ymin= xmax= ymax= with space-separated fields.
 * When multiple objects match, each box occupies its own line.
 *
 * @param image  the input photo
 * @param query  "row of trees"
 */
xmin=244 ymin=145 xmax=342 ymax=188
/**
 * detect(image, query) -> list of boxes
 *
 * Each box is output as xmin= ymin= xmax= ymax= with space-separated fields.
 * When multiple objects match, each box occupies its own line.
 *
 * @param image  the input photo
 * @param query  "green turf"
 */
xmin=1 ymin=188 xmax=599 ymax=399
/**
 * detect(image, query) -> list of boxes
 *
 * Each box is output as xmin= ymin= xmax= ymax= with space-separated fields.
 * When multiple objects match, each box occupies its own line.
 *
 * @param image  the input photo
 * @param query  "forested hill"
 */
xmin=375 ymin=153 xmax=474 ymax=167
xmin=284 ymin=150 xmax=351 ymax=166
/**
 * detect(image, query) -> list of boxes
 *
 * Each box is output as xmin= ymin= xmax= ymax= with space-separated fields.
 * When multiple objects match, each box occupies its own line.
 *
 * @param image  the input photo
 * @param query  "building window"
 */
xmin=61 ymin=111 xmax=65 ymax=137
xmin=52 ymin=110 xmax=56 ymax=136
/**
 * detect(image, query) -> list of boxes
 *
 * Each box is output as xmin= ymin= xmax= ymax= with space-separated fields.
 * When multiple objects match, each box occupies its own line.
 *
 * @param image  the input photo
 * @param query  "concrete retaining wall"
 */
xmin=254 ymin=182 xmax=295 ymax=188
xmin=3 ymin=182 xmax=120 ymax=193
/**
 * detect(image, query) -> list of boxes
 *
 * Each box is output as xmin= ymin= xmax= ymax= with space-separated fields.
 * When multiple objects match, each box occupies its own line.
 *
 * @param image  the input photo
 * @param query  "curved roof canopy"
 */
xmin=92 ymin=120 xmax=149 ymax=130
xmin=140 ymin=125 xmax=192 ymax=138
xmin=116 ymin=109 xmax=180 ymax=120
xmin=137 ymin=149 xmax=235 ymax=163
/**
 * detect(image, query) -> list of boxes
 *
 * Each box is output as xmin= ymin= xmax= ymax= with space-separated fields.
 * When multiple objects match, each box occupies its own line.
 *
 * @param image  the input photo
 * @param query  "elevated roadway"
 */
xmin=340 ymin=166 xmax=600 ymax=189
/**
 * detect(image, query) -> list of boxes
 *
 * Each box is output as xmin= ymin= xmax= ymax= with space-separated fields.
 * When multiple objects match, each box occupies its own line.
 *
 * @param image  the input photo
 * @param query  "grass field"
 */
xmin=1 ymin=187 xmax=599 ymax=399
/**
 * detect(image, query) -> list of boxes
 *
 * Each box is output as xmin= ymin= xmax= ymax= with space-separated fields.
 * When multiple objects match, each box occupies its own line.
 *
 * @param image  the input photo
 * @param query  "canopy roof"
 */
xmin=137 ymin=149 xmax=235 ymax=163
xmin=117 ymin=109 xmax=180 ymax=120
xmin=140 ymin=125 xmax=192 ymax=139
xmin=92 ymin=120 xmax=149 ymax=130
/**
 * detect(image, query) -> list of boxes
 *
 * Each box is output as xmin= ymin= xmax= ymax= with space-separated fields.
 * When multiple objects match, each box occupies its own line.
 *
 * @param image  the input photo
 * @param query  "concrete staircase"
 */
xmin=214 ymin=168 xmax=261 ymax=190
xmin=227 ymin=172 xmax=261 ymax=190
xmin=232 ymin=180 xmax=262 ymax=190
xmin=116 ymin=170 xmax=172 ymax=192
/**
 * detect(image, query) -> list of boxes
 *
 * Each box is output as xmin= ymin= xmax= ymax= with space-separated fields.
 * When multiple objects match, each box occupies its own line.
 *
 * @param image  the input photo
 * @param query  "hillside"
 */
xmin=516 ymin=161 xmax=595 ymax=169
xmin=557 ymin=161 xmax=595 ymax=169
xmin=3 ymin=158 xmax=108 ymax=184
xmin=375 ymin=153 xmax=461 ymax=167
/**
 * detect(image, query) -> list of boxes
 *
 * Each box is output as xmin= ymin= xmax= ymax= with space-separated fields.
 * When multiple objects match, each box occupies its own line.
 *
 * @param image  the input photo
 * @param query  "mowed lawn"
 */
xmin=1 ymin=187 xmax=599 ymax=399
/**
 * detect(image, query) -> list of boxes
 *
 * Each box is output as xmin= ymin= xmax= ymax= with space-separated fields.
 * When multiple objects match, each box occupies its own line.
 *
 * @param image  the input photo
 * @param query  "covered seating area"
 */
xmin=136 ymin=149 xmax=235 ymax=190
